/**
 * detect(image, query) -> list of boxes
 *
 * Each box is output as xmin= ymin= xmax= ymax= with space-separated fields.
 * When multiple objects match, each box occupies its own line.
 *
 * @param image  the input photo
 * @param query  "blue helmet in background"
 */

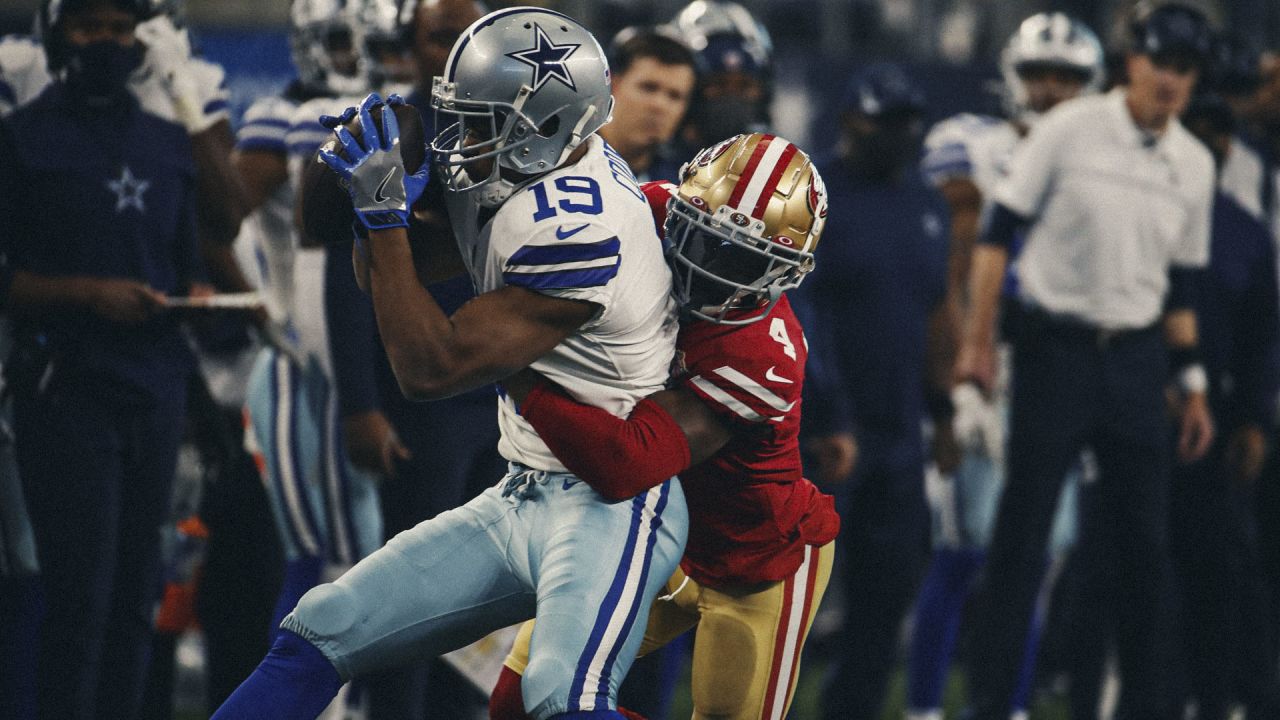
xmin=842 ymin=62 xmax=927 ymax=119
xmin=1208 ymin=34 xmax=1262 ymax=96
xmin=1129 ymin=2 xmax=1213 ymax=68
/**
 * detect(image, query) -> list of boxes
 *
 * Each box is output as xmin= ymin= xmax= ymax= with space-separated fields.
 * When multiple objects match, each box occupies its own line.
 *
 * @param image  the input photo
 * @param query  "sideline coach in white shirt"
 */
xmin=954 ymin=4 xmax=1217 ymax=718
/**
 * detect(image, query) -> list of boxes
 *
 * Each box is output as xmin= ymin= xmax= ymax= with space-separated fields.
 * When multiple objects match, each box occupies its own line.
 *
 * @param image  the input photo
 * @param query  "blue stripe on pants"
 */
xmin=568 ymin=481 xmax=669 ymax=711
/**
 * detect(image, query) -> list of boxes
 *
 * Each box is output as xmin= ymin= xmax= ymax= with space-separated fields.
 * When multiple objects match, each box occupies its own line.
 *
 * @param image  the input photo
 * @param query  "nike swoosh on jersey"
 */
xmin=765 ymin=366 xmax=793 ymax=384
xmin=373 ymin=167 xmax=398 ymax=203
xmin=556 ymin=223 xmax=590 ymax=240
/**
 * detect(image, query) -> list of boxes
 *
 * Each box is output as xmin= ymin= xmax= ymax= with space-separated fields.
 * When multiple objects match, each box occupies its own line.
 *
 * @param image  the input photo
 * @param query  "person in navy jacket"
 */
xmin=0 ymin=1 xmax=208 ymax=718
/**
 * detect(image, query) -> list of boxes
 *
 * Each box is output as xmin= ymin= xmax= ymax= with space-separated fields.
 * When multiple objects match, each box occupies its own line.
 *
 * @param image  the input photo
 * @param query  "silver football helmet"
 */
xmin=290 ymin=0 xmax=368 ymax=96
xmin=355 ymin=0 xmax=413 ymax=94
xmin=1000 ymin=12 xmax=1103 ymax=122
xmin=672 ymin=0 xmax=772 ymax=69
xmin=429 ymin=7 xmax=614 ymax=207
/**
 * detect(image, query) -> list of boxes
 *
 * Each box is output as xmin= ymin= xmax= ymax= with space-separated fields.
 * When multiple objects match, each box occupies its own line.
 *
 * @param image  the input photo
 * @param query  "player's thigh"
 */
xmin=952 ymin=451 xmax=1004 ymax=549
xmin=523 ymin=478 xmax=689 ymax=718
xmin=690 ymin=542 xmax=834 ymax=720
xmin=504 ymin=568 xmax=700 ymax=676
xmin=638 ymin=566 xmax=701 ymax=657
xmin=283 ymin=485 xmax=536 ymax=680
xmin=244 ymin=350 xmax=327 ymax=560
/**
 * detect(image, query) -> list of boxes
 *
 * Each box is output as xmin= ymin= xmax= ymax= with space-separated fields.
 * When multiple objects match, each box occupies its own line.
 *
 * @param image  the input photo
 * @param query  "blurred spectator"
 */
xmin=1210 ymin=35 xmax=1269 ymax=220
xmin=0 ymin=299 xmax=39 ymax=720
xmin=601 ymin=28 xmax=696 ymax=182
xmin=321 ymin=1 xmax=502 ymax=717
xmin=0 ymin=0 xmax=213 ymax=717
xmin=906 ymin=12 xmax=1104 ymax=720
xmin=672 ymin=0 xmax=773 ymax=148
xmin=231 ymin=0 xmax=393 ymax=716
xmin=1168 ymin=90 xmax=1280 ymax=720
xmin=953 ymin=4 xmax=1217 ymax=718
xmin=793 ymin=62 xmax=950 ymax=720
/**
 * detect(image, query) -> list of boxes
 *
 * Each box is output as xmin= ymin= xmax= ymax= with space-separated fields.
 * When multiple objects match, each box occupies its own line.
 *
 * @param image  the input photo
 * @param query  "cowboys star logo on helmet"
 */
xmin=505 ymin=23 xmax=581 ymax=92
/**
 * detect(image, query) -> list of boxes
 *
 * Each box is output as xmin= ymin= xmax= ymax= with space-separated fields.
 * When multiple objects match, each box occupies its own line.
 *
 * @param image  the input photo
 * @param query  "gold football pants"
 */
xmin=505 ymin=541 xmax=834 ymax=720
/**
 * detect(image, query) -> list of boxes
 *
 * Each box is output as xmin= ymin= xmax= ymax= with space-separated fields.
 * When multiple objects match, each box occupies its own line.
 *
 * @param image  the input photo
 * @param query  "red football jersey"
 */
xmin=640 ymin=181 xmax=840 ymax=587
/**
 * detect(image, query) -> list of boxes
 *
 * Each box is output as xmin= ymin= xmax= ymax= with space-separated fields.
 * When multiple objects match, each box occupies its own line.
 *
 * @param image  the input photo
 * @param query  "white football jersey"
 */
xmin=0 ymin=33 xmax=229 ymax=129
xmin=921 ymin=113 xmax=1020 ymax=199
xmin=273 ymin=94 xmax=367 ymax=378
xmin=0 ymin=36 xmax=51 ymax=115
xmin=235 ymin=95 xmax=300 ymax=336
xmin=446 ymin=135 xmax=679 ymax=471
xmin=1219 ymin=136 xmax=1266 ymax=221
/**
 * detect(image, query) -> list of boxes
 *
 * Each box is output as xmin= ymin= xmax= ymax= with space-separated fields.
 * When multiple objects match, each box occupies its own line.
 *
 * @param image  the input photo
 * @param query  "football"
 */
xmin=297 ymin=99 xmax=428 ymax=247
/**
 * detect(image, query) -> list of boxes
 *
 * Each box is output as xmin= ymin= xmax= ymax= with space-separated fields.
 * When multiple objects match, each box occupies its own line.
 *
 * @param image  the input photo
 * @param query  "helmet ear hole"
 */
xmin=537 ymin=116 xmax=561 ymax=138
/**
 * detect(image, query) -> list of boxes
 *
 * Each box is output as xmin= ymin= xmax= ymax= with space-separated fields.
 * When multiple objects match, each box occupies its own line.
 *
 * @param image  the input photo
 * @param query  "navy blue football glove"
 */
xmin=318 ymin=93 xmax=429 ymax=231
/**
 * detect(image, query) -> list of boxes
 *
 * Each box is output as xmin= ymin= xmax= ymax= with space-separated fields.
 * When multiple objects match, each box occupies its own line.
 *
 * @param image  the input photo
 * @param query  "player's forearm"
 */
xmin=7 ymin=272 xmax=101 ymax=312
xmin=365 ymin=228 xmax=468 ymax=400
xmin=191 ymin=120 xmax=249 ymax=243
xmin=962 ymin=245 xmax=1009 ymax=349
xmin=521 ymin=381 xmax=692 ymax=500
xmin=200 ymin=236 xmax=254 ymax=293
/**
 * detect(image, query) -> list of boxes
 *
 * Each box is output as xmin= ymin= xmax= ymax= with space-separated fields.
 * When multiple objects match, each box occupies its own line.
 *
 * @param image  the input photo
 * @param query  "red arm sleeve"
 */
xmin=521 ymin=380 xmax=692 ymax=501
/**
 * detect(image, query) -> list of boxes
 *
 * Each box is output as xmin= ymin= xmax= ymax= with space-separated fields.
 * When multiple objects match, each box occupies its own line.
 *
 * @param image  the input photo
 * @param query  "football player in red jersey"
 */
xmin=489 ymin=132 xmax=838 ymax=720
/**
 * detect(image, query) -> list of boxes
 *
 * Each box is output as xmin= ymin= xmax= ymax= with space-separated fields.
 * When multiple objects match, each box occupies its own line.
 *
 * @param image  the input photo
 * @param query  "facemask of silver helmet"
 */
xmin=1000 ymin=12 xmax=1103 ymax=124
xmin=665 ymin=133 xmax=826 ymax=325
xmin=355 ymin=0 xmax=414 ymax=96
xmin=672 ymin=0 xmax=772 ymax=69
xmin=290 ymin=0 xmax=369 ymax=97
xmin=429 ymin=8 xmax=614 ymax=208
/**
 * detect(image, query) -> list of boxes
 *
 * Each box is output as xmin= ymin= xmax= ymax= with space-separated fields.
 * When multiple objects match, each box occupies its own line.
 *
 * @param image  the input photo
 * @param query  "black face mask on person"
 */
xmin=689 ymin=96 xmax=768 ymax=145
xmin=63 ymin=40 xmax=144 ymax=103
xmin=844 ymin=111 xmax=924 ymax=181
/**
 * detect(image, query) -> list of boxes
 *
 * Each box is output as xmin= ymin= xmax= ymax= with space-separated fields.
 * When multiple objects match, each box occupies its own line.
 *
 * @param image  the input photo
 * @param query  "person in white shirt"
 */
xmin=953 ymin=4 xmax=1216 ymax=718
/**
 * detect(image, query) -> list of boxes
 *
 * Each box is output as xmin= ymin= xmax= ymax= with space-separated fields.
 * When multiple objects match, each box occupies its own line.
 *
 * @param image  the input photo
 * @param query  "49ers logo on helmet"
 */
xmin=808 ymin=171 xmax=828 ymax=219
xmin=700 ymin=135 xmax=741 ymax=168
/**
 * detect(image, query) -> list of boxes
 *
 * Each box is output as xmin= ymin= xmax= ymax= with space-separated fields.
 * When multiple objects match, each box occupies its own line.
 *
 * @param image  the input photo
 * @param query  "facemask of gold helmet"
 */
xmin=665 ymin=132 xmax=827 ymax=325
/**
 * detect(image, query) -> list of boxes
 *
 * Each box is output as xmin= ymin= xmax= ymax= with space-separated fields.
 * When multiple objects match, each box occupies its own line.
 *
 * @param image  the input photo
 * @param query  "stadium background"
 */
xmin=2 ymin=0 xmax=1278 ymax=718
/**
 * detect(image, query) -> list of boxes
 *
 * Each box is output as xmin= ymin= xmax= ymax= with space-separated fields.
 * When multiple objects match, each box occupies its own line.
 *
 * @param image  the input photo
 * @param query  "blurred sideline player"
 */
xmin=672 ymin=0 xmax=774 ymax=149
xmin=1 ymin=0 xmax=214 ymax=716
xmin=213 ymin=8 xmax=688 ymax=720
xmin=489 ymin=133 xmax=837 ymax=720
xmin=1211 ymin=36 xmax=1269 ymax=221
xmin=600 ymin=28 xmax=696 ymax=182
xmin=906 ymin=13 xmax=1103 ymax=720
xmin=1 ymin=0 xmax=249 ymax=282
xmin=320 ymin=1 xmax=503 ymax=717
xmin=232 ymin=6 xmax=383 ymax=719
xmin=1172 ymin=91 xmax=1280 ymax=720
xmin=792 ymin=63 xmax=947 ymax=720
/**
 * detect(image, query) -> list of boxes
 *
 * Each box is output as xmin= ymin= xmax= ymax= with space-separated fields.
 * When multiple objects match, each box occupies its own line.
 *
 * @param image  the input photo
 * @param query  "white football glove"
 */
xmin=951 ymin=383 xmax=1005 ymax=460
xmin=137 ymin=16 xmax=223 ymax=134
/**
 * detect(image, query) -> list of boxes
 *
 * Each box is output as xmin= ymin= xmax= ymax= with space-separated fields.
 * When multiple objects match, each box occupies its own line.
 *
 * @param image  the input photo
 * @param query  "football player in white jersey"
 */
xmin=213 ymin=9 xmax=687 ymax=720
xmin=235 ymin=0 xmax=386 ymax=651
xmin=906 ymin=13 xmax=1103 ymax=720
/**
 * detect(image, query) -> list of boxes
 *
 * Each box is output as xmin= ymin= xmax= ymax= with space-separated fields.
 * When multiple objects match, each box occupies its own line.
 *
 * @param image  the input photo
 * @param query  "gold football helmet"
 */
xmin=666 ymin=132 xmax=827 ymax=324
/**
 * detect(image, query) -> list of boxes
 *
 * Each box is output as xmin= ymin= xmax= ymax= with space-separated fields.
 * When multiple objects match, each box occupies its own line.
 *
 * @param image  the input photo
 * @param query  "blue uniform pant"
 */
xmin=966 ymin=318 xmax=1175 ymax=720
xmin=821 ymin=429 xmax=930 ymax=720
xmin=1168 ymin=435 xmax=1280 ymax=718
xmin=283 ymin=465 xmax=687 ymax=720
xmin=15 ymin=379 xmax=187 ymax=720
